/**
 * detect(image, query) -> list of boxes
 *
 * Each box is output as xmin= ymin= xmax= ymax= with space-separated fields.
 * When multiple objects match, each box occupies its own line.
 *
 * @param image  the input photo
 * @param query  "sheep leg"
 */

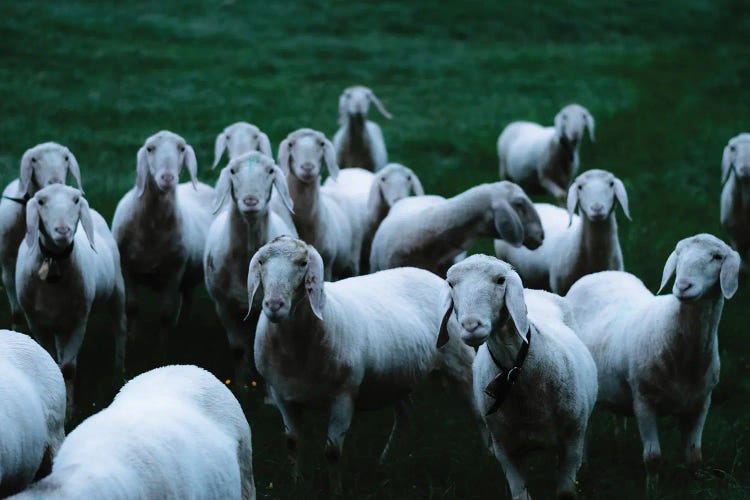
xmin=491 ymin=440 xmax=530 ymax=500
xmin=157 ymin=279 xmax=183 ymax=358
xmin=633 ymin=397 xmax=661 ymax=495
xmin=218 ymin=302 xmax=256 ymax=397
xmin=56 ymin=320 xmax=88 ymax=419
xmin=270 ymin=387 xmax=304 ymax=483
xmin=539 ymin=174 xmax=567 ymax=204
xmin=556 ymin=431 xmax=585 ymax=499
xmin=238 ymin=433 xmax=256 ymax=500
xmin=679 ymin=395 xmax=711 ymax=474
xmin=123 ymin=273 xmax=140 ymax=339
xmin=110 ymin=282 xmax=127 ymax=378
xmin=379 ymin=397 xmax=413 ymax=464
xmin=2 ymin=265 xmax=25 ymax=331
xmin=325 ymin=393 xmax=355 ymax=495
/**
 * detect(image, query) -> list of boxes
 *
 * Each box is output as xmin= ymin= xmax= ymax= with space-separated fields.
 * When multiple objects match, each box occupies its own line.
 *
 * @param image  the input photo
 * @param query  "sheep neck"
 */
xmin=366 ymin=191 xmax=389 ymax=233
xmin=346 ymin=113 xmax=367 ymax=146
xmin=665 ymin=288 xmax=724 ymax=375
xmin=578 ymin=212 xmax=619 ymax=263
xmin=342 ymin=113 xmax=374 ymax=170
xmin=549 ymin=137 xmax=578 ymax=176
xmin=228 ymin=201 xmax=269 ymax=257
xmin=730 ymin=176 xmax=750 ymax=208
xmin=486 ymin=314 xmax=528 ymax=372
xmin=287 ymin=174 xmax=322 ymax=243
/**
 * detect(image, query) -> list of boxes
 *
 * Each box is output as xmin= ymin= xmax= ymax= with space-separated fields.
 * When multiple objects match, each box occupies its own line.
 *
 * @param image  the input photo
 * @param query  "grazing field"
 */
xmin=1 ymin=1 xmax=750 ymax=498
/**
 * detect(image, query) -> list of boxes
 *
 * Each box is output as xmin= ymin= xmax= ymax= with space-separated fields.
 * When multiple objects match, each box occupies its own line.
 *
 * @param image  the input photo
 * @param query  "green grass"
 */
xmin=2 ymin=1 xmax=750 ymax=498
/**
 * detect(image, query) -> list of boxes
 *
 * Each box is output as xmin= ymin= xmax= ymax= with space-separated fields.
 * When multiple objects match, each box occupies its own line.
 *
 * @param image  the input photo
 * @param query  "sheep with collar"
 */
xmin=333 ymin=85 xmax=391 ymax=171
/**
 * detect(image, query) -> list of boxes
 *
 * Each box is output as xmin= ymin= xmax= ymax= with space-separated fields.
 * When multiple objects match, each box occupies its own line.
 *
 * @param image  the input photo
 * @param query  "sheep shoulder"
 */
xmin=500 ymin=122 xmax=556 ymax=183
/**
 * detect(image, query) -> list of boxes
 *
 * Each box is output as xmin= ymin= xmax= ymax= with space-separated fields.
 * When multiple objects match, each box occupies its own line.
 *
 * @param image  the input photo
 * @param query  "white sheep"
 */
xmin=0 ymin=329 xmax=66 ymax=498
xmin=565 ymin=234 xmax=740 ymax=490
xmin=249 ymin=236 xmax=481 ymax=494
xmin=212 ymin=122 xmax=273 ymax=168
xmin=278 ymin=128 xmax=358 ymax=280
xmin=15 ymin=185 xmax=126 ymax=410
xmin=12 ymin=365 xmax=255 ymax=500
xmin=322 ymin=163 xmax=424 ymax=273
xmin=498 ymin=104 xmax=595 ymax=201
xmin=440 ymin=255 xmax=597 ymax=500
xmin=0 ymin=142 xmax=83 ymax=332
xmin=112 ymin=130 xmax=214 ymax=350
xmin=333 ymin=85 xmax=391 ymax=171
xmin=495 ymin=169 xmax=630 ymax=294
xmin=720 ymin=133 xmax=750 ymax=262
xmin=204 ymin=151 xmax=296 ymax=389
xmin=369 ymin=181 xmax=544 ymax=276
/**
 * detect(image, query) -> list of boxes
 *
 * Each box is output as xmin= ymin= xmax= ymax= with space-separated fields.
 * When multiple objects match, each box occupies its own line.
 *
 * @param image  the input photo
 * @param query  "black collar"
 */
xmin=3 ymin=193 xmax=31 ymax=205
xmin=483 ymin=327 xmax=532 ymax=416
xmin=38 ymin=239 xmax=74 ymax=283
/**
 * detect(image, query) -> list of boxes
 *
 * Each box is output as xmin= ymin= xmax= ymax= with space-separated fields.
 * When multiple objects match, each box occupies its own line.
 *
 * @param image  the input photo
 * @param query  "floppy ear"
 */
xmin=136 ymin=146 xmax=149 ymax=197
xmin=721 ymin=144 xmax=734 ymax=185
xmin=658 ymin=250 xmax=677 ymax=294
xmin=409 ymin=172 xmax=424 ymax=196
xmin=493 ymin=199 xmax=524 ymax=247
xmin=613 ymin=178 xmax=631 ymax=221
xmin=367 ymin=175 xmax=383 ymax=216
xmin=66 ymin=149 xmax=83 ymax=193
xmin=368 ymin=90 xmax=393 ymax=119
xmin=183 ymin=144 xmax=198 ymax=190
xmin=244 ymin=250 xmax=263 ymax=321
xmin=212 ymin=132 xmax=227 ymax=169
xmin=554 ymin=111 xmax=565 ymax=139
xmin=584 ymin=112 xmax=595 ymax=142
xmin=78 ymin=197 xmax=96 ymax=252
xmin=505 ymin=271 xmax=529 ymax=340
xmin=25 ymin=197 xmax=40 ymax=251
xmin=278 ymin=138 xmax=292 ymax=174
xmin=272 ymin=165 xmax=294 ymax=214
xmin=436 ymin=285 xmax=454 ymax=348
xmin=305 ymin=246 xmax=326 ymax=320
xmin=720 ymin=249 xmax=741 ymax=299
xmin=323 ymin=139 xmax=339 ymax=180
xmin=212 ymin=167 xmax=232 ymax=214
xmin=19 ymin=149 xmax=35 ymax=196
xmin=566 ymin=182 xmax=579 ymax=226
xmin=257 ymin=132 xmax=273 ymax=158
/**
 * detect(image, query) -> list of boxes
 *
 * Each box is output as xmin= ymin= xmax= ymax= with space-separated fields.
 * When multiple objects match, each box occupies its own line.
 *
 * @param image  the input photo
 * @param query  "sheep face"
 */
xmin=136 ymin=130 xmax=198 ymax=195
xmin=338 ymin=86 xmax=392 ymax=125
xmin=659 ymin=234 xmax=740 ymax=302
xmin=247 ymin=236 xmax=325 ymax=323
xmin=213 ymin=122 xmax=272 ymax=168
xmin=279 ymin=129 xmax=338 ymax=183
xmin=492 ymin=182 xmax=544 ymax=250
xmin=213 ymin=152 xmax=293 ymax=215
xmin=20 ymin=142 xmax=82 ymax=196
xmin=442 ymin=255 xmax=528 ymax=347
xmin=567 ymin=169 xmax=631 ymax=222
xmin=25 ymin=184 xmax=95 ymax=252
xmin=722 ymin=133 xmax=750 ymax=184
xmin=372 ymin=163 xmax=424 ymax=208
xmin=554 ymin=104 xmax=595 ymax=145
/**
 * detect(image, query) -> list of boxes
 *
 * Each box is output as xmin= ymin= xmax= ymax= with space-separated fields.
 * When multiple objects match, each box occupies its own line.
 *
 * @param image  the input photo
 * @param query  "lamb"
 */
xmin=333 ymin=85 xmax=391 ymax=171
xmin=565 ymin=234 xmax=740 ymax=490
xmin=720 ymin=133 xmax=750 ymax=262
xmin=12 ymin=365 xmax=255 ymax=500
xmin=278 ymin=128 xmax=358 ymax=279
xmin=322 ymin=163 xmax=424 ymax=273
xmin=369 ymin=181 xmax=544 ymax=276
xmin=204 ymin=151 xmax=296 ymax=390
xmin=495 ymin=169 xmax=630 ymax=294
xmin=249 ymin=236 xmax=481 ymax=494
xmin=440 ymin=255 xmax=596 ymax=499
xmin=0 ymin=329 xmax=66 ymax=498
xmin=498 ymin=104 xmax=595 ymax=201
xmin=15 ymin=185 xmax=126 ymax=410
xmin=111 ymin=130 xmax=214 ymax=350
xmin=0 ymin=142 xmax=83 ymax=331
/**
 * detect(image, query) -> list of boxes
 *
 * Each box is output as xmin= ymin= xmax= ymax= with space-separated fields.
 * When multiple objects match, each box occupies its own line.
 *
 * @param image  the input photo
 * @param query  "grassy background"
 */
xmin=2 ymin=0 xmax=750 ymax=498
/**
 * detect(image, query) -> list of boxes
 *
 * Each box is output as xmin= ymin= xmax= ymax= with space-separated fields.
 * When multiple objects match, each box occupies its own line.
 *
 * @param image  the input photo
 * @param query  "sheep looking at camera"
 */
xmin=333 ymin=85 xmax=391 ymax=171
xmin=720 ymin=133 xmax=750 ymax=262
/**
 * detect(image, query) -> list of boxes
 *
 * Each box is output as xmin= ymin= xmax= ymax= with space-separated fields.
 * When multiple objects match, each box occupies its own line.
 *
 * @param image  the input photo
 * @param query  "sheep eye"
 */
xmin=288 ymin=142 xmax=294 ymax=149
xmin=73 ymin=196 xmax=79 ymax=204
xmin=230 ymin=168 xmax=236 ymax=175
xmin=267 ymin=167 xmax=274 ymax=174
xmin=30 ymin=157 xmax=37 ymax=163
xmin=712 ymin=253 xmax=722 ymax=261
xmin=496 ymin=276 xmax=506 ymax=285
xmin=178 ymin=145 xmax=185 ymax=152
xmin=253 ymin=134 xmax=258 ymax=140
xmin=406 ymin=175 xmax=411 ymax=181
xmin=577 ymin=184 xmax=582 ymax=190
xmin=297 ymin=260 xmax=307 ymax=267
xmin=562 ymin=114 xmax=568 ymax=121
xmin=447 ymin=282 xmax=453 ymax=288
xmin=609 ymin=181 xmax=614 ymax=187
xmin=729 ymin=145 xmax=736 ymax=152
xmin=319 ymin=141 xmax=325 ymax=147
xmin=146 ymin=145 xmax=155 ymax=153
xmin=226 ymin=134 xmax=231 ymax=140
xmin=38 ymin=199 xmax=45 ymax=206
xmin=64 ymin=155 xmax=69 ymax=161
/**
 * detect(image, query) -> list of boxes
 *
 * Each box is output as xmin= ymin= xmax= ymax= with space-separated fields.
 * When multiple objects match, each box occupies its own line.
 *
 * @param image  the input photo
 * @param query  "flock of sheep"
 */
xmin=0 ymin=85 xmax=745 ymax=499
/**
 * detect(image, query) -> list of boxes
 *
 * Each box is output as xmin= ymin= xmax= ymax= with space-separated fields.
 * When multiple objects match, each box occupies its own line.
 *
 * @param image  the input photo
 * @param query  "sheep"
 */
xmin=204 ymin=151 xmax=296 ymax=391
xmin=333 ymin=85 xmax=391 ymax=171
xmin=212 ymin=122 xmax=273 ymax=168
xmin=498 ymin=104 xmax=595 ymax=202
xmin=278 ymin=128 xmax=358 ymax=280
xmin=0 ymin=329 xmax=66 ymax=498
xmin=12 ymin=365 xmax=255 ymax=500
xmin=111 ymin=130 xmax=214 ymax=351
xmin=720 ymin=133 xmax=750 ymax=262
xmin=439 ymin=255 xmax=597 ymax=500
xmin=565 ymin=234 xmax=740 ymax=490
xmin=0 ymin=142 xmax=83 ymax=332
xmin=322 ymin=163 xmax=424 ymax=273
xmin=249 ymin=236 xmax=482 ymax=494
xmin=369 ymin=181 xmax=544 ymax=276
xmin=495 ymin=169 xmax=630 ymax=294
xmin=15 ymin=185 xmax=126 ymax=411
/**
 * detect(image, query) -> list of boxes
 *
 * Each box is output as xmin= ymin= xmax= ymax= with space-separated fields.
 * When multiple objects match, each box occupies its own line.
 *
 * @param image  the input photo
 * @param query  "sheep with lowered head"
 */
xmin=440 ymin=255 xmax=597 ymax=500
xmin=566 ymin=234 xmax=740 ymax=490
xmin=0 ymin=142 xmax=83 ymax=331
xmin=720 ymin=133 xmax=750 ymax=262
xmin=333 ymin=85 xmax=391 ymax=171
xmin=498 ymin=104 xmax=594 ymax=201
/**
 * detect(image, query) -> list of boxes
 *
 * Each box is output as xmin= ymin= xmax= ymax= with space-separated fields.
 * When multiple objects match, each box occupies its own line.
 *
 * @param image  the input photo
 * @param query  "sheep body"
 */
xmin=720 ymin=133 xmax=750 ymax=260
xmin=12 ymin=365 xmax=255 ymax=500
xmin=0 ymin=330 xmax=66 ymax=498
xmin=333 ymin=86 xmax=391 ymax=171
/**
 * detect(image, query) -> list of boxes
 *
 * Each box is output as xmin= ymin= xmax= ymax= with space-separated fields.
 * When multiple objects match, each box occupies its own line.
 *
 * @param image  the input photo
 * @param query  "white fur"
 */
xmin=333 ymin=86 xmax=390 ymax=171
xmin=0 ymin=330 xmax=65 ymax=497
xmin=720 ymin=133 xmax=750 ymax=262
xmin=12 ymin=365 xmax=255 ymax=500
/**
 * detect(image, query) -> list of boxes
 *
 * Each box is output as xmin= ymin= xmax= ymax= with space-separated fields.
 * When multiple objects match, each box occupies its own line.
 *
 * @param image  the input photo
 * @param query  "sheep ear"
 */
xmin=212 ymin=167 xmax=232 ymax=214
xmin=554 ymin=112 xmax=565 ymax=139
xmin=505 ymin=271 xmax=529 ymax=340
xmin=25 ymin=197 xmax=39 ymax=251
xmin=136 ymin=146 xmax=149 ymax=197
xmin=79 ymin=197 xmax=96 ymax=252
xmin=272 ymin=165 xmax=294 ymax=214
xmin=368 ymin=90 xmax=392 ymax=119
xmin=323 ymin=139 xmax=339 ymax=180
xmin=566 ymin=182 xmax=579 ymax=226
xmin=258 ymin=132 xmax=273 ymax=158
xmin=278 ymin=138 xmax=292 ymax=175
xmin=658 ymin=250 xmax=677 ymax=294
xmin=66 ymin=149 xmax=83 ymax=193
xmin=212 ymin=133 xmax=227 ymax=169
xmin=493 ymin=199 xmax=524 ymax=247
xmin=337 ymin=93 xmax=348 ymax=126
xmin=436 ymin=286 xmax=454 ymax=348
xmin=367 ymin=176 xmax=382 ymax=215
xmin=720 ymin=249 xmax=741 ymax=299
xmin=244 ymin=251 xmax=263 ymax=321
xmin=721 ymin=144 xmax=734 ymax=185
xmin=19 ymin=149 xmax=34 ymax=196
xmin=184 ymin=144 xmax=199 ymax=190
xmin=305 ymin=246 xmax=326 ymax=320
xmin=585 ymin=112 xmax=595 ymax=142
xmin=613 ymin=178 xmax=631 ymax=221
xmin=409 ymin=173 xmax=424 ymax=196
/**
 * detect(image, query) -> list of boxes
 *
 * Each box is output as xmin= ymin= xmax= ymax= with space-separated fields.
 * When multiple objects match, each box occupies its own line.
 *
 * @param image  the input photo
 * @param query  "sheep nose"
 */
xmin=265 ymin=298 xmax=285 ymax=313
xmin=461 ymin=317 xmax=482 ymax=333
xmin=161 ymin=173 xmax=175 ymax=184
xmin=243 ymin=196 xmax=259 ymax=207
xmin=47 ymin=178 xmax=62 ymax=185
xmin=675 ymin=281 xmax=693 ymax=294
xmin=54 ymin=225 xmax=71 ymax=236
xmin=300 ymin=162 xmax=315 ymax=172
xmin=591 ymin=203 xmax=604 ymax=214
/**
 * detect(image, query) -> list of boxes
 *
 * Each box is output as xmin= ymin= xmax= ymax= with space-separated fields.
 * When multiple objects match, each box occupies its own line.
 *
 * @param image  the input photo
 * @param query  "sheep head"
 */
xmin=213 ymin=152 xmax=293 ymax=215
xmin=338 ymin=85 xmax=392 ymax=125
xmin=278 ymin=128 xmax=338 ymax=183
xmin=566 ymin=169 xmax=631 ymax=224
xmin=213 ymin=122 xmax=273 ymax=168
xmin=136 ymin=130 xmax=198 ymax=196
xmin=721 ymin=133 xmax=750 ymax=185
xmin=490 ymin=182 xmax=544 ymax=250
xmin=554 ymin=104 xmax=595 ymax=146
xmin=19 ymin=142 xmax=82 ymax=197
xmin=25 ymin=184 xmax=95 ymax=253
